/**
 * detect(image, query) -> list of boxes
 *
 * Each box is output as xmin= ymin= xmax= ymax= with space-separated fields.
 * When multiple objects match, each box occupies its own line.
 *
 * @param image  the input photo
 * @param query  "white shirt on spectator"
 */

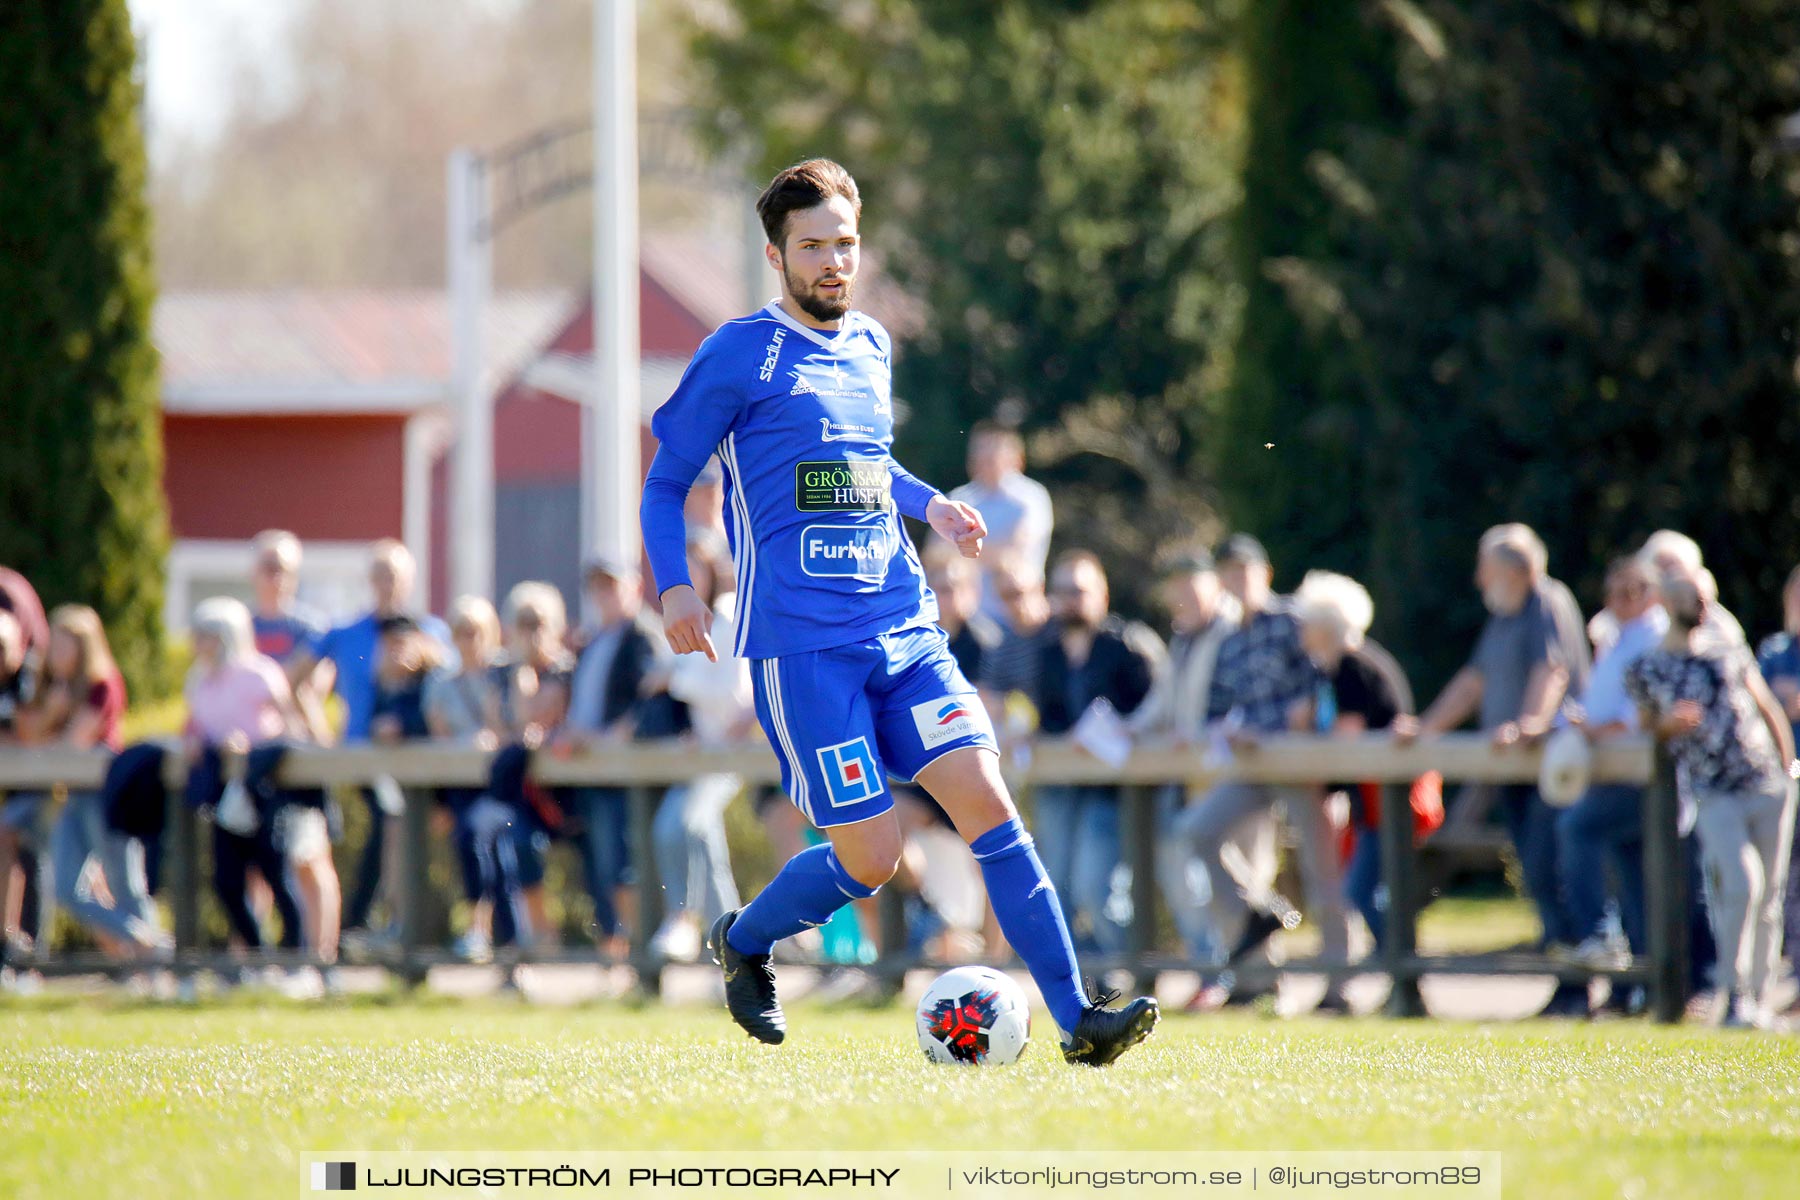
xmin=1571 ymin=606 xmax=1668 ymax=731
xmin=949 ymin=470 xmax=1054 ymax=619
xmin=666 ymin=593 xmax=753 ymax=745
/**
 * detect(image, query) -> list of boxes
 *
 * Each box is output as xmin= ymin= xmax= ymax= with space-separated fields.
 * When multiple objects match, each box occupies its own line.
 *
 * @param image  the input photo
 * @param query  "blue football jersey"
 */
xmin=650 ymin=302 xmax=938 ymax=660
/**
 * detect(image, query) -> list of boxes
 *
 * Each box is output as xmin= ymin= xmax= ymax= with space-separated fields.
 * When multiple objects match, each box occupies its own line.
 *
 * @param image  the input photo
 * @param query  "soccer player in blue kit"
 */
xmin=639 ymin=159 xmax=1158 ymax=1065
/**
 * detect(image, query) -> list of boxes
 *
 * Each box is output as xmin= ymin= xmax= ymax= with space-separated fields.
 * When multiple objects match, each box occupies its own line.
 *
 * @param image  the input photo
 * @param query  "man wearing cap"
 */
xmin=1173 ymin=534 xmax=1332 ymax=999
xmin=1128 ymin=549 xmax=1244 ymax=964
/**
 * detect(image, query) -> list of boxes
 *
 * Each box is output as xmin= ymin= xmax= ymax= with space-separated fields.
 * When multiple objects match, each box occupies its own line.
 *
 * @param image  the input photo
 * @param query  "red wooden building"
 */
xmin=154 ymin=237 xmax=919 ymax=628
xmin=156 ymin=288 xmax=570 ymax=628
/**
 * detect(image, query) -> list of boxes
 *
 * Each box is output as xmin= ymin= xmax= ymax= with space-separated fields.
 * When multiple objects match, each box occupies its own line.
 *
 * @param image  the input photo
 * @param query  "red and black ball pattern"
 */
xmin=924 ymin=988 xmax=1003 ymax=1064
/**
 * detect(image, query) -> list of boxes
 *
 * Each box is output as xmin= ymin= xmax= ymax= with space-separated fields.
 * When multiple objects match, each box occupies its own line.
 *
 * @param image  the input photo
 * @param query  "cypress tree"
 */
xmin=0 ymin=0 xmax=169 ymax=697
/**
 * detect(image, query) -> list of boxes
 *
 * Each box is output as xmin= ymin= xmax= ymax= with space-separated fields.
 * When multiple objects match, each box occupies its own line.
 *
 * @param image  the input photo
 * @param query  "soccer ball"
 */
xmin=915 ymin=966 xmax=1031 ymax=1066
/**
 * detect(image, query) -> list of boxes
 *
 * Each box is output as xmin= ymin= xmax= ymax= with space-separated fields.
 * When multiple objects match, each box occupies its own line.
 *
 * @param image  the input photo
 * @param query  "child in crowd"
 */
xmin=22 ymin=607 xmax=154 ymax=958
xmin=186 ymin=596 xmax=337 ymax=981
xmin=423 ymin=596 xmax=515 ymax=959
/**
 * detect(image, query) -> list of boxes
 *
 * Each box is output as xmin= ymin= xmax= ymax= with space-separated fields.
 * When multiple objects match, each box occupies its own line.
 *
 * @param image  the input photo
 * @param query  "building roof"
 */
xmin=155 ymin=237 xmax=924 ymax=416
xmin=156 ymin=289 xmax=576 ymax=412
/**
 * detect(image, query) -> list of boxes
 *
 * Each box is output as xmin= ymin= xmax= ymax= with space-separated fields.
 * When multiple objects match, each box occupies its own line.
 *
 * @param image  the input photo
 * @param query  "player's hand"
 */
xmin=660 ymin=585 xmax=717 ymax=662
xmin=927 ymin=495 xmax=987 ymax=558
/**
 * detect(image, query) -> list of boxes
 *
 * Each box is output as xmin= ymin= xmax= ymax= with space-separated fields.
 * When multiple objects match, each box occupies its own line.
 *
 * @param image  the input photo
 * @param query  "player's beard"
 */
xmin=783 ymin=257 xmax=854 ymax=322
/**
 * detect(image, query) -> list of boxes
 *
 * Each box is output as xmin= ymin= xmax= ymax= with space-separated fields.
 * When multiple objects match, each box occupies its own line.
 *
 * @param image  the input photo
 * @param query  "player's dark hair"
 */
xmin=756 ymin=158 xmax=862 ymax=249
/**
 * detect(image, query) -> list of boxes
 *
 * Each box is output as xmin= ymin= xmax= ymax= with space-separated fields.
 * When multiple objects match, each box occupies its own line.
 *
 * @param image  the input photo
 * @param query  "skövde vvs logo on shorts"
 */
xmin=911 ymin=697 xmax=983 ymax=749
xmin=801 ymin=524 xmax=894 ymax=582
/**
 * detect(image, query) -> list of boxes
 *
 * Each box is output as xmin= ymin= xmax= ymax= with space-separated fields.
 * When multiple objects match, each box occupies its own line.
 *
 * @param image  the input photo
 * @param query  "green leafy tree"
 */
xmin=0 ymin=0 xmax=169 ymax=697
xmin=685 ymin=0 xmax=1245 ymax=611
xmin=1227 ymin=0 xmax=1800 ymax=690
xmin=1215 ymin=0 xmax=1400 ymax=589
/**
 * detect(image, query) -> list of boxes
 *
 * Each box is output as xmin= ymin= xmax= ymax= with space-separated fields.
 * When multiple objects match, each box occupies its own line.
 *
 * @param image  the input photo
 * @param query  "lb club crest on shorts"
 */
xmin=817 ymin=737 xmax=883 ymax=808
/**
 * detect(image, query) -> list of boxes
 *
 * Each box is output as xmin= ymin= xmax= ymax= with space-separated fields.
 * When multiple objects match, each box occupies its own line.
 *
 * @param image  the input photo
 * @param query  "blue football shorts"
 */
xmin=750 ymin=624 xmax=998 ymax=828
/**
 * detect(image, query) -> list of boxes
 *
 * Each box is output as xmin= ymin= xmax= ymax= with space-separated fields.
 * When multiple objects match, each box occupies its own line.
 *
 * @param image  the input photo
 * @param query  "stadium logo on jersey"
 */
xmin=757 ymin=328 xmax=787 ymax=382
xmin=911 ymin=697 xmax=985 ymax=749
xmin=796 ymin=460 xmax=891 ymax=511
xmin=819 ymin=417 xmax=877 ymax=443
xmin=801 ymin=524 xmax=894 ymax=581
xmin=817 ymin=737 xmax=883 ymax=807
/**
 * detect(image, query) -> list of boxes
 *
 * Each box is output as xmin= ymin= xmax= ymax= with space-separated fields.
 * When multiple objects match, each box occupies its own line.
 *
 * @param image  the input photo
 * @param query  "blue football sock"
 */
xmin=970 ymin=817 xmax=1090 ymax=1034
xmin=726 ymin=842 xmax=875 ymax=957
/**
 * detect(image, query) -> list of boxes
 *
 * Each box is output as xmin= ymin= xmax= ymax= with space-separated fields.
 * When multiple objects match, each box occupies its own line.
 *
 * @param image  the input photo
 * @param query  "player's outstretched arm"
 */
xmin=640 ymin=446 xmax=717 ymax=661
xmin=887 ymin=459 xmax=986 ymax=557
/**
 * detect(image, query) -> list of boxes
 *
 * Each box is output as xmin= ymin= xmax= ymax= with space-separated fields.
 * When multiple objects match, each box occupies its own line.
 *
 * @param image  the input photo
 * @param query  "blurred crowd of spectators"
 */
xmin=1 ymin=424 xmax=1796 ymax=1030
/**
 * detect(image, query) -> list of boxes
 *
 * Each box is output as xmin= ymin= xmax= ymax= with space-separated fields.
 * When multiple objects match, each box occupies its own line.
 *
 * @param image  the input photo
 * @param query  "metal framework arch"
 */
xmin=446 ymin=91 xmax=764 ymax=603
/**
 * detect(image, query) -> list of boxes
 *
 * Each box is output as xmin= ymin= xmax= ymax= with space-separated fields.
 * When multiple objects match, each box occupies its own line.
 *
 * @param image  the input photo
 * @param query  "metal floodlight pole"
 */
xmin=448 ymin=148 xmax=494 ymax=602
xmin=588 ymin=0 xmax=641 ymax=567
xmin=743 ymin=189 xmax=768 ymax=310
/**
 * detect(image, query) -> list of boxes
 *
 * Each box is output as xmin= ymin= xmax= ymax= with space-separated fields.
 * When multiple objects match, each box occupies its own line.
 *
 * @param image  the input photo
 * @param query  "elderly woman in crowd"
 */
xmin=1290 ymin=571 xmax=1407 ymax=1011
xmin=186 ymin=597 xmax=338 ymax=975
xmin=1626 ymin=574 xmax=1796 ymax=1029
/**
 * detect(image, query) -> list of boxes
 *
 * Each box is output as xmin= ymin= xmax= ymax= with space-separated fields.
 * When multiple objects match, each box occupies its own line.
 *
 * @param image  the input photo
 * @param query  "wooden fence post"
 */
xmin=166 ymin=781 xmax=201 ymax=978
xmin=1125 ymin=785 xmax=1159 ymax=997
xmin=628 ymin=785 xmax=664 ymax=998
xmin=874 ymin=884 xmax=908 ymax=999
xmin=397 ymin=787 xmax=432 ymax=986
xmin=1644 ymin=742 xmax=1688 ymax=1024
xmin=1380 ymin=781 xmax=1425 ymax=1017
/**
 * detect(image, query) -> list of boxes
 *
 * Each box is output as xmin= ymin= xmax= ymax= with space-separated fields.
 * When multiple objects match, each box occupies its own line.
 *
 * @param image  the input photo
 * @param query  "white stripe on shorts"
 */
xmin=762 ymin=658 xmax=811 ymax=822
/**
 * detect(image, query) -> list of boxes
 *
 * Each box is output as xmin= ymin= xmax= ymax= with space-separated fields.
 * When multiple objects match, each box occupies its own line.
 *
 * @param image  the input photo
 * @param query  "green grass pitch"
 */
xmin=3 ymin=997 xmax=1796 ymax=1198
